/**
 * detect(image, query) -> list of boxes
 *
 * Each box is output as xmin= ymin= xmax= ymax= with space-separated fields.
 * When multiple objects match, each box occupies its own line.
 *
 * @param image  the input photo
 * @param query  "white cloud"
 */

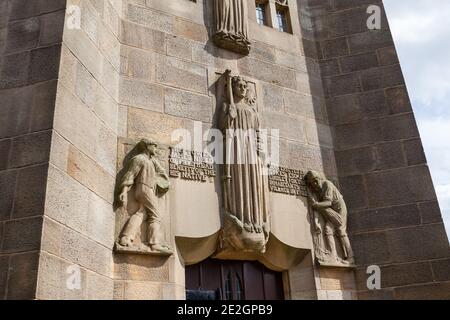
xmin=384 ymin=0 xmax=450 ymax=237
xmin=384 ymin=0 xmax=450 ymax=108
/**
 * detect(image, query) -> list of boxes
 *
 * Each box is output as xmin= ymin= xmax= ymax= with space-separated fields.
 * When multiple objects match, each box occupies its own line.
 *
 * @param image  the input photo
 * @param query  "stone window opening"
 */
xmin=255 ymin=0 xmax=269 ymax=26
xmin=275 ymin=1 xmax=291 ymax=33
xmin=255 ymin=0 xmax=292 ymax=34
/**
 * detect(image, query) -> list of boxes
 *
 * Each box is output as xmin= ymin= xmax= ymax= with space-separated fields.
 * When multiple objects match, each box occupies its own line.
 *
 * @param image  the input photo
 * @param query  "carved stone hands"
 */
xmin=119 ymin=187 xmax=129 ymax=208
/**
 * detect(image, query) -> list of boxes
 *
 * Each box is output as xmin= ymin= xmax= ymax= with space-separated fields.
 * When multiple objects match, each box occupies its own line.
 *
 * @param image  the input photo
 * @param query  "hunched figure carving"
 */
xmin=305 ymin=171 xmax=355 ymax=266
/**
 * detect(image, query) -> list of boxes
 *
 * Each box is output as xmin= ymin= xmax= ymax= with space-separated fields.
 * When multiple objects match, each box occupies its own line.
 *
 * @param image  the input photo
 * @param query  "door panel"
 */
xmin=186 ymin=259 xmax=284 ymax=300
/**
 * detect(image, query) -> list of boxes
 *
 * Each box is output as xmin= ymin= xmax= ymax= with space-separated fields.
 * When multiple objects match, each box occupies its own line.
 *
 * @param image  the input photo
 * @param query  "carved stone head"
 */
xmin=305 ymin=170 xmax=325 ymax=193
xmin=232 ymin=76 xmax=248 ymax=100
xmin=137 ymin=138 xmax=158 ymax=157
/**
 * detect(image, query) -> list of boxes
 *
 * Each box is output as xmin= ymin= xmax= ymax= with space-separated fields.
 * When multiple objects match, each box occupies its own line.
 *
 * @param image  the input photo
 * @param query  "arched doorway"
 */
xmin=185 ymin=259 xmax=285 ymax=300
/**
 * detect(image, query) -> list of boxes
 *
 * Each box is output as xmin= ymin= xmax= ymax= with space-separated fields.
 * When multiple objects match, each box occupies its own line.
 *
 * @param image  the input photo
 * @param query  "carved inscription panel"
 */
xmin=169 ymin=148 xmax=216 ymax=182
xmin=268 ymin=167 xmax=308 ymax=197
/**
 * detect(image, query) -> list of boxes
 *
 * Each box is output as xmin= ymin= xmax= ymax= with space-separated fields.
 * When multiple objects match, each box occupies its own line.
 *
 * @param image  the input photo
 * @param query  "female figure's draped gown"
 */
xmin=224 ymin=99 xmax=269 ymax=240
xmin=215 ymin=0 xmax=249 ymax=39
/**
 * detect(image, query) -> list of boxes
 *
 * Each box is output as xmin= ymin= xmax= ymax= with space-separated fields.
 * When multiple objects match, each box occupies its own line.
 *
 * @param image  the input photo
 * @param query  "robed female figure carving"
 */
xmin=217 ymin=70 xmax=270 ymax=255
xmin=214 ymin=0 xmax=251 ymax=54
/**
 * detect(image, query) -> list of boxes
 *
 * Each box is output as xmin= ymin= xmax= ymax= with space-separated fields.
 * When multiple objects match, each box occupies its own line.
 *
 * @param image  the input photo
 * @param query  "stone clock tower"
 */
xmin=0 ymin=0 xmax=448 ymax=300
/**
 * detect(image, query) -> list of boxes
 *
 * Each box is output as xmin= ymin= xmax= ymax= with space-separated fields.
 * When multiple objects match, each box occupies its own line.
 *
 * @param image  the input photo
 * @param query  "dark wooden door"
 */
xmin=186 ymin=259 xmax=284 ymax=300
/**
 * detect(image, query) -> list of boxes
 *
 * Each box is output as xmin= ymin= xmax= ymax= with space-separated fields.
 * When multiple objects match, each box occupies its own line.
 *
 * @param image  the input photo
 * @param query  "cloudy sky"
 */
xmin=383 ymin=0 xmax=450 ymax=238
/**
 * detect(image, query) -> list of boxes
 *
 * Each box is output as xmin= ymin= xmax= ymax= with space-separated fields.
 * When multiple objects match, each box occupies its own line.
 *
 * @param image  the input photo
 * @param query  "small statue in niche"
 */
xmin=213 ymin=0 xmax=251 ymax=55
xmin=305 ymin=171 xmax=355 ymax=266
xmin=216 ymin=69 xmax=270 ymax=256
xmin=115 ymin=139 xmax=173 ymax=255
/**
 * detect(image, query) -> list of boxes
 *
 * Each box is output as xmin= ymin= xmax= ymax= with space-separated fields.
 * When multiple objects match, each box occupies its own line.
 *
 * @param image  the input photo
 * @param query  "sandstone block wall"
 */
xmin=299 ymin=0 xmax=450 ymax=299
xmin=0 ymin=0 xmax=66 ymax=300
xmin=0 ymin=0 xmax=448 ymax=300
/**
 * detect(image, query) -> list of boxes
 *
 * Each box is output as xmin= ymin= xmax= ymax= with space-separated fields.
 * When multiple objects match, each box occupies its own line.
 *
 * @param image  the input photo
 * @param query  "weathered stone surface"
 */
xmin=357 ymin=289 xmax=395 ymax=300
xmin=394 ymin=282 xmax=450 ymax=300
xmin=305 ymin=120 xmax=333 ymax=147
xmin=377 ymin=46 xmax=399 ymax=66
xmin=121 ymin=46 xmax=155 ymax=82
xmin=387 ymin=224 xmax=450 ymax=263
xmin=339 ymin=52 xmax=379 ymax=73
xmin=365 ymin=166 xmax=436 ymax=208
xmin=12 ymin=164 xmax=48 ymax=219
xmin=165 ymin=88 xmax=212 ymax=123
xmin=419 ymin=201 xmax=443 ymax=224
xmin=5 ymin=17 xmax=40 ymax=54
xmin=67 ymin=145 xmax=114 ymax=204
xmin=348 ymin=29 xmax=393 ymax=54
xmin=0 ymin=171 xmax=15 ymax=221
xmin=404 ymin=138 xmax=427 ymax=166
xmin=0 ymin=255 xmax=8 ymax=299
xmin=39 ymin=10 xmax=65 ymax=46
xmin=334 ymin=114 xmax=419 ymax=150
xmin=325 ymin=73 xmax=361 ymax=97
xmin=127 ymin=107 xmax=194 ymax=146
xmin=30 ymin=80 xmax=58 ymax=132
xmin=2 ymin=217 xmax=43 ymax=253
xmin=360 ymin=65 xmax=404 ymax=91
xmin=319 ymin=268 xmax=356 ymax=291
xmin=261 ymin=82 xmax=284 ymax=113
xmin=28 ymin=44 xmax=61 ymax=84
xmin=431 ymin=258 xmax=450 ymax=282
xmin=114 ymin=255 xmax=170 ymax=282
xmin=166 ymin=35 xmax=193 ymax=61
xmin=238 ymin=57 xmax=297 ymax=90
xmin=7 ymin=252 xmax=39 ymax=300
xmin=120 ymin=20 xmax=165 ymax=54
xmin=123 ymin=281 xmax=163 ymax=300
xmin=0 ymin=51 xmax=31 ymax=89
xmin=262 ymin=112 xmax=306 ymax=143
xmin=351 ymin=231 xmax=390 ymax=265
xmin=0 ymin=139 xmax=11 ymax=170
xmin=86 ymin=272 xmax=114 ymax=300
xmin=339 ymin=175 xmax=368 ymax=210
xmin=174 ymin=17 xmax=208 ymax=43
xmin=41 ymin=217 xmax=62 ymax=256
xmin=9 ymin=130 xmax=52 ymax=169
xmin=385 ymin=86 xmax=412 ymax=114
xmin=374 ymin=141 xmax=406 ymax=171
xmin=284 ymin=90 xmax=316 ymax=119
xmin=156 ymin=55 xmax=207 ymax=94
xmin=319 ymin=59 xmax=340 ymax=77
xmin=349 ymin=204 xmax=421 ymax=234
xmin=60 ymin=226 xmax=112 ymax=277
xmin=119 ymin=78 xmax=163 ymax=112
xmin=335 ymin=146 xmax=376 ymax=176
xmin=127 ymin=4 xmax=173 ymax=34
xmin=8 ymin=0 xmax=66 ymax=21
xmin=321 ymin=38 xmax=349 ymax=59
xmin=385 ymin=262 xmax=433 ymax=288
xmin=358 ymin=90 xmax=390 ymax=118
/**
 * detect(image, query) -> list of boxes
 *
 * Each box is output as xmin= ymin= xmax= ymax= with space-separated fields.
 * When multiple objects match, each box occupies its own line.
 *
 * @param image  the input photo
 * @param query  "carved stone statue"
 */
xmin=115 ymin=139 xmax=173 ymax=255
xmin=213 ymin=0 xmax=251 ymax=55
xmin=217 ymin=69 xmax=270 ymax=256
xmin=305 ymin=171 xmax=355 ymax=266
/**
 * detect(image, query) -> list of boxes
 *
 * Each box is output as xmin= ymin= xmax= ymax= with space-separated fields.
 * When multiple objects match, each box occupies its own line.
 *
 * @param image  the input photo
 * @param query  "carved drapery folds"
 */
xmin=305 ymin=171 xmax=355 ymax=267
xmin=213 ymin=0 xmax=251 ymax=55
xmin=114 ymin=139 xmax=173 ymax=256
xmin=216 ymin=70 xmax=270 ymax=258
